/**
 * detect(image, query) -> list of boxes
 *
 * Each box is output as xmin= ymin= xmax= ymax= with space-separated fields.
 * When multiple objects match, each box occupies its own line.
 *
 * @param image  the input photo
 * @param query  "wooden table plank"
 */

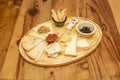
xmin=0 ymin=0 xmax=20 ymax=72
xmin=16 ymin=1 xmax=51 ymax=79
xmin=17 ymin=58 xmax=45 ymax=80
xmin=0 ymin=0 xmax=25 ymax=79
xmin=84 ymin=0 xmax=120 ymax=79
xmin=108 ymin=0 xmax=120 ymax=35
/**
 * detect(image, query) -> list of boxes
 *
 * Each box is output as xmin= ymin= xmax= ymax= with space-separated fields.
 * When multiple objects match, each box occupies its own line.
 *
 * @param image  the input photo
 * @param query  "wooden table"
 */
xmin=0 ymin=0 xmax=120 ymax=80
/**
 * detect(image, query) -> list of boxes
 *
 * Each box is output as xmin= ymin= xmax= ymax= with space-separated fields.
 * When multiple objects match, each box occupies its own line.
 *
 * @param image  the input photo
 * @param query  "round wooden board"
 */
xmin=19 ymin=17 xmax=102 ymax=67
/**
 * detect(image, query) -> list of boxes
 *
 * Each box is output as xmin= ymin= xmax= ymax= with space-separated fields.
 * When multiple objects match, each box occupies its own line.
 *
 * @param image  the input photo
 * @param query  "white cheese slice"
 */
xmin=65 ymin=34 xmax=77 ymax=56
xmin=26 ymin=42 xmax=46 ymax=61
xmin=45 ymin=42 xmax=61 ymax=57
xmin=77 ymin=39 xmax=90 ymax=49
xmin=22 ymin=36 xmax=41 ymax=51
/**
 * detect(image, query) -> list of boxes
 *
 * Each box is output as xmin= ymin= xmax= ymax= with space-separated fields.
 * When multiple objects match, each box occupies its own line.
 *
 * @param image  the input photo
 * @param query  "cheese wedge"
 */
xmin=35 ymin=42 xmax=47 ymax=61
xmin=26 ymin=42 xmax=46 ymax=61
xmin=22 ymin=36 xmax=41 ymax=51
xmin=77 ymin=39 xmax=90 ymax=49
xmin=65 ymin=34 xmax=77 ymax=56
xmin=45 ymin=42 xmax=61 ymax=57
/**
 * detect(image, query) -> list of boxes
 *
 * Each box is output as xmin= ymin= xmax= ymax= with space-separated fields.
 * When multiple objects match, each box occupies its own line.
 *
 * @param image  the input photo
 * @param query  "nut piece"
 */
xmin=38 ymin=26 xmax=50 ymax=34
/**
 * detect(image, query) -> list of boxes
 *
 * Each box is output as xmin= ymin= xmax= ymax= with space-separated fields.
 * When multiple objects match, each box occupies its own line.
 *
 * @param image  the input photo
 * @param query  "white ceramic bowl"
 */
xmin=76 ymin=21 xmax=96 ymax=37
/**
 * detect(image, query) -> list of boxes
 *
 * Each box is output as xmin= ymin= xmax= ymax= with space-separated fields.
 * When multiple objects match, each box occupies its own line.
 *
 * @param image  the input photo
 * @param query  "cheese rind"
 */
xmin=65 ymin=34 xmax=77 ymax=56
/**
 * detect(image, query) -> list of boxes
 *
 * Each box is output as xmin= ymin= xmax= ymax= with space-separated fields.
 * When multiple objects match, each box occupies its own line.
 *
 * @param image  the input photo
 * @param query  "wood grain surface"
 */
xmin=0 ymin=0 xmax=120 ymax=80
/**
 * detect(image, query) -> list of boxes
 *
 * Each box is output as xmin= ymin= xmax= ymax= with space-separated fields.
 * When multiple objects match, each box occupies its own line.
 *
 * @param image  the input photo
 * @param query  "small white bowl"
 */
xmin=76 ymin=21 xmax=96 ymax=37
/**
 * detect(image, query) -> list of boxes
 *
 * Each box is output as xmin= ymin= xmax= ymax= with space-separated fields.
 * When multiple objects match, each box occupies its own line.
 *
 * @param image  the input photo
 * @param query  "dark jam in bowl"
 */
xmin=79 ymin=26 xmax=92 ymax=33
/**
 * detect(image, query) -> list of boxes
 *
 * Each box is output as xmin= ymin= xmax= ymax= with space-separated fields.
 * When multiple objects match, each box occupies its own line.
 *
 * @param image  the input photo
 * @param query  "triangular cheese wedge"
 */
xmin=22 ymin=36 xmax=41 ymax=51
xmin=35 ymin=42 xmax=47 ymax=61
xmin=65 ymin=34 xmax=77 ymax=56
xmin=26 ymin=42 xmax=46 ymax=61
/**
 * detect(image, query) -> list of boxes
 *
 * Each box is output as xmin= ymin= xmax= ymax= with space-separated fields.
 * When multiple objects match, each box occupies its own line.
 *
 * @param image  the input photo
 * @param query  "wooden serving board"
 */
xmin=19 ymin=17 xmax=102 ymax=67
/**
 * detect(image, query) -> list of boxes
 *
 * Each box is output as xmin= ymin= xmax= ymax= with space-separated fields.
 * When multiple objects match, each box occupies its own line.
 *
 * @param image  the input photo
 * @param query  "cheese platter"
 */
xmin=19 ymin=17 xmax=102 ymax=67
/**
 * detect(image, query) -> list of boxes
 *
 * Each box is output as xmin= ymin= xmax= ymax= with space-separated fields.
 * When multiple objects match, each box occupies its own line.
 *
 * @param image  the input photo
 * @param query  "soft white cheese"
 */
xmin=77 ymin=39 xmax=90 ymax=49
xmin=45 ymin=42 xmax=61 ymax=57
xmin=65 ymin=34 xmax=77 ymax=56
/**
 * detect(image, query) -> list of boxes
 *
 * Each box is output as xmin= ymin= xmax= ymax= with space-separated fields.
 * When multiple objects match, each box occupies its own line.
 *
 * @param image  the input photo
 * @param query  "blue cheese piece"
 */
xmin=65 ymin=34 xmax=77 ymax=56
xmin=77 ymin=39 xmax=90 ymax=49
xmin=45 ymin=42 xmax=61 ymax=57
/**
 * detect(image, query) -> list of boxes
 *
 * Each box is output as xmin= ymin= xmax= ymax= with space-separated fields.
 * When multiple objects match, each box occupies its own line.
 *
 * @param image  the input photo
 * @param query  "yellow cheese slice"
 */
xmin=77 ymin=39 xmax=90 ymax=49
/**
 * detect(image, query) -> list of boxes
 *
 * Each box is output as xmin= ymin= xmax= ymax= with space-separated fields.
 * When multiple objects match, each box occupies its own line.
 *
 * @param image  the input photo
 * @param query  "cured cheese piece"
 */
xmin=45 ymin=42 xmax=61 ymax=57
xmin=65 ymin=34 xmax=77 ymax=56
xmin=26 ymin=42 xmax=46 ymax=61
xmin=77 ymin=39 xmax=90 ymax=49
xmin=22 ymin=36 xmax=41 ymax=51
